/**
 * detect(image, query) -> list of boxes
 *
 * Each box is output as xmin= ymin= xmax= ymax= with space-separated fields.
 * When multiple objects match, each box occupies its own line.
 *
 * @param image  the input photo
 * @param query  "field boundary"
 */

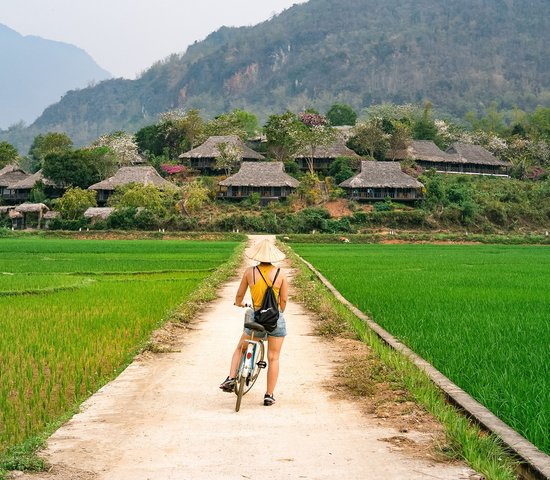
xmin=297 ymin=254 xmax=550 ymax=480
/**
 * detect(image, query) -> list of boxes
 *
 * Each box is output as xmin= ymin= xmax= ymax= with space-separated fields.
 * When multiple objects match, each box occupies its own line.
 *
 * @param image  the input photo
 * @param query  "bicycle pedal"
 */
xmin=257 ymin=361 xmax=267 ymax=369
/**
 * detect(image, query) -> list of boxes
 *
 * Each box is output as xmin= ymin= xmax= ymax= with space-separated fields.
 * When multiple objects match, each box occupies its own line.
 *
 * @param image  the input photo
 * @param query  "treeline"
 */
xmin=1 ymin=101 xmax=549 ymax=233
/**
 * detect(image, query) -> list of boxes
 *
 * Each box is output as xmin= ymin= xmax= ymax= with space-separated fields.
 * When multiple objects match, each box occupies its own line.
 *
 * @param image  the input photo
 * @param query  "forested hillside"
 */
xmin=0 ymin=24 xmax=111 ymax=130
xmin=2 ymin=0 xmax=549 ymax=152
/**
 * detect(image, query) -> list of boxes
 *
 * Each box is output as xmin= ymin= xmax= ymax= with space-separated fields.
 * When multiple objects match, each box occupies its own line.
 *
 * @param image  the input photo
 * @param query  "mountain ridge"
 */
xmin=0 ymin=23 xmax=112 ymax=130
xmin=2 ymin=0 xmax=549 ymax=152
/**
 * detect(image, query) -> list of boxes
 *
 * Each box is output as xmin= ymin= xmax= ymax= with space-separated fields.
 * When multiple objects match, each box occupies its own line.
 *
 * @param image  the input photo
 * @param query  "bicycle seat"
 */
xmin=244 ymin=322 xmax=266 ymax=333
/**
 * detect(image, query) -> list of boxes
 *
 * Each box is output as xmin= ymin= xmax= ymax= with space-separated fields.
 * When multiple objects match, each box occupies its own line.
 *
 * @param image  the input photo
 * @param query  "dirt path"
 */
xmin=17 ymin=235 xmax=475 ymax=480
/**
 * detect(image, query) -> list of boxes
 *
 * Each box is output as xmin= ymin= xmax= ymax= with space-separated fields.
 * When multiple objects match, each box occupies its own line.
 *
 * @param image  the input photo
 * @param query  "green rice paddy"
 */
xmin=292 ymin=243 xmax=550 ymax=455
xmin=0 ymin=238 xmax=238 ymax=452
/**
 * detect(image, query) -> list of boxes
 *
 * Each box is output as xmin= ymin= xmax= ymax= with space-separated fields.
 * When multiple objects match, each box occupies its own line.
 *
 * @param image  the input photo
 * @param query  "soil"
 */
xmin=14 ymin=236 xmax=477 ymax=480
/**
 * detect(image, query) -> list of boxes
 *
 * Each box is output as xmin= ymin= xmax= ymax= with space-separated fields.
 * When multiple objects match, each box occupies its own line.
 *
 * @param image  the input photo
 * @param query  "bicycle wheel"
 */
xmin=235 ymin=376 xmax=246 ymax=412
xmin=243 ymin=341 xmax=265 ymax=395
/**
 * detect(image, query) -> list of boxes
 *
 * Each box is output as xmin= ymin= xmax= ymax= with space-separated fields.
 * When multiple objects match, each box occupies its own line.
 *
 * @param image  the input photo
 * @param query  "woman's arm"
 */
xmin=234 ymin=269 xmax=250 ymax=307
xmin=279 ymin=273 xmax=288 ymax=312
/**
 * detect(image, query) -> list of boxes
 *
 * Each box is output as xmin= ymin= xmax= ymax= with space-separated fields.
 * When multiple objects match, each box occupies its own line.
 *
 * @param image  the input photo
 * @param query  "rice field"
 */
xmin=292 ymin=243 xmax=550 ymax=455
xmin=0 ymin=238 xmax=238 ymax=452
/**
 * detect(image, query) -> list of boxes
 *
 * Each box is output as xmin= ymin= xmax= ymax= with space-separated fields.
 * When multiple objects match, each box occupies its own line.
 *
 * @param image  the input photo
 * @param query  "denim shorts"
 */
xmin=245 ymin=312 xmax=287 ymax=339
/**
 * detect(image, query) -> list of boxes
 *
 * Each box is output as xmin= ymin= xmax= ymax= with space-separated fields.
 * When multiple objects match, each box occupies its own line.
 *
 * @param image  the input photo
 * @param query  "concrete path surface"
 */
xmin=18 ymin=235 xmax=475 ymax=480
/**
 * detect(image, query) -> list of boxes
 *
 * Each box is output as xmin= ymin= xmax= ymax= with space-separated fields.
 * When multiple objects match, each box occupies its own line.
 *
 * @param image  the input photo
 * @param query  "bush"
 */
xmin=48 ymin=217 xmax=87 ymax=231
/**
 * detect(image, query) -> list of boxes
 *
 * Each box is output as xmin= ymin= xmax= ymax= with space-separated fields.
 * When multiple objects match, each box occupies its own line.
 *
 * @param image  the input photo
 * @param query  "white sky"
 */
xmin=1 ymin=0 xmax=306 ymax=79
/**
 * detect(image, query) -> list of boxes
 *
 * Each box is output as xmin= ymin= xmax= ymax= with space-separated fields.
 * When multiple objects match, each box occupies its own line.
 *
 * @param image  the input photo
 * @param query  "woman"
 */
xmin=219 ymin=239 xmax=288 ymax=406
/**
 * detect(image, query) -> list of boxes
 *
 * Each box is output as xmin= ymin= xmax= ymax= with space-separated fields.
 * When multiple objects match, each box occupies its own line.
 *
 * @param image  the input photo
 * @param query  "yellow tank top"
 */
xmin=251 ymin=264 xmax=280 ymax=310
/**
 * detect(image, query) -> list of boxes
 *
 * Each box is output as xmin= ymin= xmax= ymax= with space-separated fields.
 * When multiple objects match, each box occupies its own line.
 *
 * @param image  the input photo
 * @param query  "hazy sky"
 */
xmin=1 ymin=0 xmax=306 ymax=79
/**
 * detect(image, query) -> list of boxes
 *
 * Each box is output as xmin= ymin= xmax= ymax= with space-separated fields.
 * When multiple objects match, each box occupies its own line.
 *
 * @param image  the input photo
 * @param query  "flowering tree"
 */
xmin=215 ymin=142 xmax=242 ymax=176
xmin=264 ymin=112 xmax=303 ymax=162
xmin=292 ymin=112 xmax=336 ymax=174
xmin=159 ymin=109 xmax=204 ymax=157
xmin=93 ymin=132 xmax=140 ymax=166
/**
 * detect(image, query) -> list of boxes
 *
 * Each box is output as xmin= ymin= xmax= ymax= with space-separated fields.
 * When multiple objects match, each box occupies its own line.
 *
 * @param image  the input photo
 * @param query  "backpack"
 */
xmin=254 ymin=267 xmax=280 ymax=333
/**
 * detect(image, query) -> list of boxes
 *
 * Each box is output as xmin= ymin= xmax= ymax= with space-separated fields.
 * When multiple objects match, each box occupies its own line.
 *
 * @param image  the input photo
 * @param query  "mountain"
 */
xmin=0 ymin=23 xmax=111 ymax=129
xmin=2 ymin=0 xmax=549 ymax=152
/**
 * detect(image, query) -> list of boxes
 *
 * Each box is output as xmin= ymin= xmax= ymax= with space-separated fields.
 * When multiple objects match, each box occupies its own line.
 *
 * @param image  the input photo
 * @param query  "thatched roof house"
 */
xmin=339 ymin=161 xmax=424 ymax=201
xmin=218 ymin=162 xmax=299 ymax=200
xmin=84 ymin=207 xmax=115 ymax=220
xmin=445 ymin=143 xmax=510 ymax=174
xmin=294 ymin=138 xmax=362 ymax=171
xmin=179 ymin=135 xmax=265 ymax=171
xmin=387 ymin=140 xmax=453 ymax=162
xmin=10 ymin=203 xmax=50 ymax=229
xmin=88 ymin=166 xmax=172 ymax=204
xmin=388 ymin=140 xmax=509 ymax=176
xmin=5 ymin=169 xmax=63 ymax=203
xmin=0 ymin=165 xmax=29 ymax=199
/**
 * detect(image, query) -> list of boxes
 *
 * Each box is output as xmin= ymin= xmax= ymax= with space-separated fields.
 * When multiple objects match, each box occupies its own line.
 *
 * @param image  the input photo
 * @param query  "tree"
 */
xmin=0 ymin=141 xmax=19 ymax=168
xmin=386 ymin=121 xmax=412 ymax=159
xmin=215 ymin=142 xmax=243 ymax=176
xmin=42 ymin=147 xmax=116 ymax=189
xmin=201 ymin=110 xmax=250 ymax=141
xmin=293 ymin=112 xmax=337 ymax=174
xmin=107 ymin=183 xmax=167 ymax=215
xmin=297 ymin=172 xmax=322 ymax=205
xmin=178 ymin=180 xmax=210 ymax=215
xmin=29 ymin=132 xmax=73 ymax=168
xmin=92 ymin=132 xmax=140 ymax=166
xmin=264 ymin=112 xmax=303 ymax=162
xmin=57 ymin=187 xmax=97 ymax=220
xmin=158 ymin=109 xmax=205 ymax=157
xmin=135 ymin=124 xmax=165 ymax=156
xmin=328 ymin=157 xmax=356 ymax=184
xmin=348 ymin=120 xmax=390 ymax=158
xmin=412 ymin=102 xmax=438 ymax=141
xmin=326 ymin=103 xmax=357 ymax=126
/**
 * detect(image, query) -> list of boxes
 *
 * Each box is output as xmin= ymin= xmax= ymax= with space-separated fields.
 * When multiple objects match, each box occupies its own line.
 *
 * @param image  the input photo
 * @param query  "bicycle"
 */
xmin=234 ymin=305 xmax=267 ymax=412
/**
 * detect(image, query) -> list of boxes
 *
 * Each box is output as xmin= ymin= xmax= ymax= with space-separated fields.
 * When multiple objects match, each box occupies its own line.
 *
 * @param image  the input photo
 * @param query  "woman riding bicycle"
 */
xmin=219 ymin=239 xmax=288 ymax=406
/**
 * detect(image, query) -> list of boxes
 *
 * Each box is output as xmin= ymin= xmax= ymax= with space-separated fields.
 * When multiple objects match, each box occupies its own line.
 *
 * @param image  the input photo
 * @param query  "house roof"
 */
xmin=387 ymin=140 xmax=459 ymax=163
xmin=0 ymin=165 xmax=29 ymax=188
xmin=339 ymin=161 xmax=424 ymax=189
xmin=88 ymin=166 xmax=172 ymax=191
xmin=295 ymin=138 xmax=362 ymax=159
xmin=179 ymin=135 xmax=265 ymax=160
xmin=446 ymin=143 xmax=510 ymax=166
xmin=14 ymin=203 xmax=50 ymax=213
xmin=219 ymin=162 xmax=300 ymax=188
xmin=7 ymin=169 xmax=57 ymax=190
xmin=43 ymin=211 xmax=60 ymax=220
xmin=84 ymin=207 xmax=115 ymax=219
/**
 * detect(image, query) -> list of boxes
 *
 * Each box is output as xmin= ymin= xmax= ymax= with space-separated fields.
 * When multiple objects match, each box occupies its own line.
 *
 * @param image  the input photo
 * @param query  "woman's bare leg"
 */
xmin=266 ymin=336 xmax=285 ymax=395
xmin=229 ymin=332 xmax=250 ymax=377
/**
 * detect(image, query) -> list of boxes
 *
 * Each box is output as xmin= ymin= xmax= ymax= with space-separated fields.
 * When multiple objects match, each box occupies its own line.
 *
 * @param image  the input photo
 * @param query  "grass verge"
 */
xmin=281 ymin=242 xmax=519 ymax=480
xmin=280 ymin=232 xmax=550 ymax=245
xmin=0 ymin=240 xmax=246 ymax=480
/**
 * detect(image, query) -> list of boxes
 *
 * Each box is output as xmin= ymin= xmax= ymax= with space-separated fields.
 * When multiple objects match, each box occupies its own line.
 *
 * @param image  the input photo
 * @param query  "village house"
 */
xmin=88 ymin=166 xmax=173 ymax=205
xmin=9 ymin=203 xmax=50 ymax=229
xmin=0 ymin=164 xmax=29 ymax=201
xmin=445 ymin=143 xmax=511 ymax=176
xmin=179 ymin=135 xmax=265 ymax=172
xmin=294 ymin=137 xmax=362 ymax=172
xmin=4 ymin=169 xmax=64 ymax=203
xmin=339 ymin=161 xmax=424 ymax=201
xmin=388 ymin=140 xmax=510 ymax=176
xmin=218 ymin=161 xmax=299 ymax=201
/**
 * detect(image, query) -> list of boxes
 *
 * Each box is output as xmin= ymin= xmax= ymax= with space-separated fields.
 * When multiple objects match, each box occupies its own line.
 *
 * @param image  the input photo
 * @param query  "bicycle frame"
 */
xmin=238 ymin=333 xmax=262 ymax=385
